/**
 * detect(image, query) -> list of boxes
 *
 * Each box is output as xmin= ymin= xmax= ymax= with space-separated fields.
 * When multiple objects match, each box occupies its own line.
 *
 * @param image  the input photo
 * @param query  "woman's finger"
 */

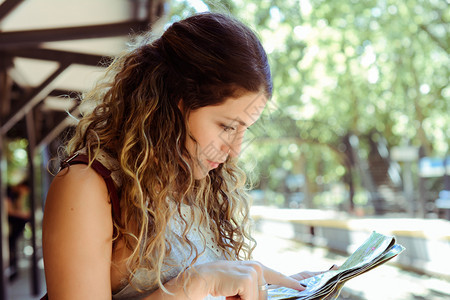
xmin=198 ymin=260 xmax=305 ymax=299
xmin=259 ymin=264 xmax=305 ymax=291
xmin=238 ymin=261 xmax=266 ymax=300
xmin=247 ymin=261 xmax=269 ymax=300
xmin=290 ymin=264 xmax=340 ymax=282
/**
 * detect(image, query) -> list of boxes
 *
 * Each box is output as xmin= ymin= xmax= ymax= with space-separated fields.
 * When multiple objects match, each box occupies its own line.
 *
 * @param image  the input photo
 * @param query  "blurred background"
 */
xmin=0 ymin=0 xmax=448 ymax=299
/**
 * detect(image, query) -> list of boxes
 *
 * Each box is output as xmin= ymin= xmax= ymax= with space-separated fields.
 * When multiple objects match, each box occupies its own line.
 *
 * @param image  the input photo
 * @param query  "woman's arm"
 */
xmin=43 ymin=164 xmax=114 ymax=300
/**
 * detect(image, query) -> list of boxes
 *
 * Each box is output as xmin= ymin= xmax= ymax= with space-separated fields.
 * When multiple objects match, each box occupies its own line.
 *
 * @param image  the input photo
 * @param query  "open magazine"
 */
xmin=268 ymin=231 xmax=405 ymax=300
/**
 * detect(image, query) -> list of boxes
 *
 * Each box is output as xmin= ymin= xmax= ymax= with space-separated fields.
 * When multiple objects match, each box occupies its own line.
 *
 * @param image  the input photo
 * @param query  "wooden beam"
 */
xmin=49 ymin=89 xmax=81 ymax=98
xmin=0 ymin=0 xmax=24 ymax=22
xmin=8 ymin=48 xmax=110 ymax=67
xmin=0 ymin=21 xmax=149 ymax=49
xmin=0 ymin=63 xmax=70 ymax=135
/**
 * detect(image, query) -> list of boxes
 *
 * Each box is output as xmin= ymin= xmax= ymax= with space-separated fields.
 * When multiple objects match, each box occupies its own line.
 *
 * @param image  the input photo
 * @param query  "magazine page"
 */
xmin=338 ymin=231 xmax=395 ymax=270
xmin=268 ymin=232 xmax=405 ymax=300
xmin=318 ymin=243 xmax=406 ymax=300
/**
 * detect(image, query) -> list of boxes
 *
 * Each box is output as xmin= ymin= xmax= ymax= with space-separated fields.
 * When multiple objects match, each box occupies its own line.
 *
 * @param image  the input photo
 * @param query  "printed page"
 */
xmin=268 ymin=232 xmax=404 ymax=300
xmin=338 ymin=231 xmax=395 ymax=270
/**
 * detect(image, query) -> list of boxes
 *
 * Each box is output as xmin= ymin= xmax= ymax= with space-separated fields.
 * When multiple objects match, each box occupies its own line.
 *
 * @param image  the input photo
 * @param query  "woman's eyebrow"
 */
xmin=223 ymin=117 xmax=247 ymax=127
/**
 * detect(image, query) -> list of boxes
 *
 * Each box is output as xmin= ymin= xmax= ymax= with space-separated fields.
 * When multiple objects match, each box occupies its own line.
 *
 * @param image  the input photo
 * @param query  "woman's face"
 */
xmin=185 ymin=91 xmax=267 ymax=179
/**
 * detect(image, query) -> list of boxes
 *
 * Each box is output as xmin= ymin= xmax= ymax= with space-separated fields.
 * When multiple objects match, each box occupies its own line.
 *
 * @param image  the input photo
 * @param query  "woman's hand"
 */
xmin=193 ymin=260 xmax=305 ymax=300
xmin=290 ymin=264 xmax=339 ymax=282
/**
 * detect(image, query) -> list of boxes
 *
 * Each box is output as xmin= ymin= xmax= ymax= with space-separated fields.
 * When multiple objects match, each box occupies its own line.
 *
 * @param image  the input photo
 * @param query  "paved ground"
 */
xmin=8 ymin=258 xmax=46 ymax=300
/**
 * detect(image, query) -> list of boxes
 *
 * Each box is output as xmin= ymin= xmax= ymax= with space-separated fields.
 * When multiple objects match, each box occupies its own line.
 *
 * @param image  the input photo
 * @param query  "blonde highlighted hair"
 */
xmin=66 ymin=12 xmax=272 ymax=292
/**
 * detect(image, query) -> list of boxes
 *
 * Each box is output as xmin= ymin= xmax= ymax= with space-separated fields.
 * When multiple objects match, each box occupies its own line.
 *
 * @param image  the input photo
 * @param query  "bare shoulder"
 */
xmin=43 ymin=164 xmax=114 ymax=299
xmin=46 ymin=164 xmax=110 ymax=207
xmin=43 ymin=163 xmax=114 ymax=244
xmin=44 ymin=164 xmax=113 ymax=226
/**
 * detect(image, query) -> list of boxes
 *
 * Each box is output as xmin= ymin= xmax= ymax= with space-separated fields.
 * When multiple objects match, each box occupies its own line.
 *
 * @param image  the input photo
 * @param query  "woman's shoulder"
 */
xmin=46 ymin=148 xmax=123 ymax=225
xmin=46 ymin=163 xmax=112 ymax=218
xmin=55 ymin=162 xmax=108 ymax=188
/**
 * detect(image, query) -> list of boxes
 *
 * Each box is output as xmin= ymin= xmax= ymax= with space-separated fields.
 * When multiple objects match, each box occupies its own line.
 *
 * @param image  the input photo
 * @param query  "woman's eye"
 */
xmin=221 ymin=125 xmax=236 ymax=132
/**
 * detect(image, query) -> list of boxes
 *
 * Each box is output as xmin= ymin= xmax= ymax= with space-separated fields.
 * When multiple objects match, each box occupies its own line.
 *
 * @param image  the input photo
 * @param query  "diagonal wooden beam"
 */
xmin=49 ymin=89 xmax=81 ymax=98
xmin=8 ymin=48 xmax=110 ymax=66
xmin=0 ymin=62 xmax=70 ymax=135
xmin=0 ymin=20 xmax=149 ymax=49
xmin=0 ymin=0 xmax=24 ymax=22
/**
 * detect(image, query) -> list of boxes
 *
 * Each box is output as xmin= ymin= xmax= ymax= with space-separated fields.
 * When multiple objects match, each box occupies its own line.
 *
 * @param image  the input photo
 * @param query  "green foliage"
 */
xmin=5 ymin=138 xmax=29 ymax=185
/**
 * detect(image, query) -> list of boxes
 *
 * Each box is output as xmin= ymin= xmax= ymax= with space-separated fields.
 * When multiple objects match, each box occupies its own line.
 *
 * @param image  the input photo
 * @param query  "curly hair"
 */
xmin=66 ymin=12 xmax=272 ymax=292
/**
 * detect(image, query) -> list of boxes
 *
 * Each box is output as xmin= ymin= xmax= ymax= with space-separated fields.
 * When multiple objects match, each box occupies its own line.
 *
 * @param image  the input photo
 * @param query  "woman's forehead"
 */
xmin=211 ymin=92 xmax=267 ymax=125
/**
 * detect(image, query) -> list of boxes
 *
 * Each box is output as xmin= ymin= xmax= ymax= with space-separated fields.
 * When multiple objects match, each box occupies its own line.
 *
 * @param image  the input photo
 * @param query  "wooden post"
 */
xmin=0 ymin=132 xmax=9 ymax=300
xmin=0 ymin=56 xmax=12 ymax=300
xmin=25 ymin=111 xmax=40 ymax=296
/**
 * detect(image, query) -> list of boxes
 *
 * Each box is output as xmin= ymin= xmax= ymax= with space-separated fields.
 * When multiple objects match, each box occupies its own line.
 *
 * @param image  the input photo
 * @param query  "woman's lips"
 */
xmin=206 ymin=160 xmax=221 ymax=169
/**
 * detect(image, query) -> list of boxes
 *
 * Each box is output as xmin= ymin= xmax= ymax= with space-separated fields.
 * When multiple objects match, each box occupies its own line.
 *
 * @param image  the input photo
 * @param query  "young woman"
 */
xmin=42 ymin=12 xmax=330 ymax=300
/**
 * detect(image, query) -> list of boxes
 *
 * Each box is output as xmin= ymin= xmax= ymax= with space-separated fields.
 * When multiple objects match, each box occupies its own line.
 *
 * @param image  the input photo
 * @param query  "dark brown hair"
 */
xmin=68 ymin=12 xmax=271 ymax=292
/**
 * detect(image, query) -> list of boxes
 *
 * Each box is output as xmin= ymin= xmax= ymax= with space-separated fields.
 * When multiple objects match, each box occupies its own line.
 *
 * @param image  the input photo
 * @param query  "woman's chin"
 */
xmin=192 ymin=168 xmax=209 ymax=180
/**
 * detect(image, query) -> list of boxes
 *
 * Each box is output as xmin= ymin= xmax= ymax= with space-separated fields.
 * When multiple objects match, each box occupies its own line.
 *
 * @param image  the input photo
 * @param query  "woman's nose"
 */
xmin=223 ymin=130 xmax=244 ymax=158
xmin=220 ymin=143 xmax=233 ymax=159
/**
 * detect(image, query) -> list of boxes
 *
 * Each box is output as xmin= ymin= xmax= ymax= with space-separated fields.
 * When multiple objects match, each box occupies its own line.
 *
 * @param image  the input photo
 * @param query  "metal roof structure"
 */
xmin=0 ymin=0 xmax=166 ymax=298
